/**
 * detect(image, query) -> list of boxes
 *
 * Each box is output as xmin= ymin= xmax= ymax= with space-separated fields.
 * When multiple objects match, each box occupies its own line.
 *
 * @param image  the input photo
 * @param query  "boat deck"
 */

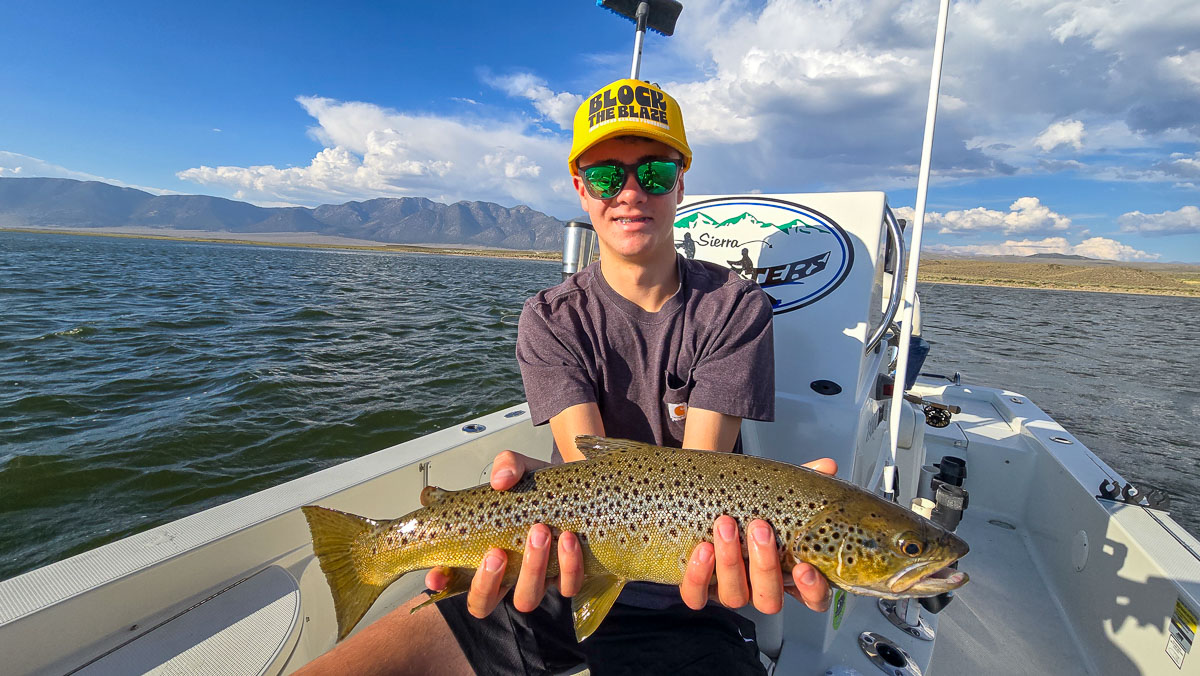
xmin=934 ymin=513 xmax=1088 ymax=675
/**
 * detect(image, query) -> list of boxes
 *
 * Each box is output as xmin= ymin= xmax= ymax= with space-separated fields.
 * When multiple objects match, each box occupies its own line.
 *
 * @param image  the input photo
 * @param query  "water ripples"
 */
xmin=1 ymin=231 xmax=1195 ymax=582
xmin=920 ymin=283 xmax=1200 ymax=539
xmin=0 ymin=233 xmax=553 ymax=579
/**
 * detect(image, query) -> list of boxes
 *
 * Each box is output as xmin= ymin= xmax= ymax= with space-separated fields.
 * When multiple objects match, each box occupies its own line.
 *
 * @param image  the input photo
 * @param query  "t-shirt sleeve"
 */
xmin=515 ymin=299 xmax=598 ymax=426
xmin=687 ymin=287 xmax=775 ymax=422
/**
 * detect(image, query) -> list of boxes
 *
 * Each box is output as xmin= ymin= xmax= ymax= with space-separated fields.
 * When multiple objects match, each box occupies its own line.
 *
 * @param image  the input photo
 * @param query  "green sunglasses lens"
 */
xmin=637 ymin=161 xmax=678 ymax=194
xmin=582 ymin=160 xmax=679 ymax=198
xmin=582 ymin=165 xmax=626 ymax=198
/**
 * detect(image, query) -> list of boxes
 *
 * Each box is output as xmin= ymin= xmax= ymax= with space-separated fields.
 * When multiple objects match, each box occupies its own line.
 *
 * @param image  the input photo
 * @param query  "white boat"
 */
xmin=2 ymin=3 xmax=1197 ymax=675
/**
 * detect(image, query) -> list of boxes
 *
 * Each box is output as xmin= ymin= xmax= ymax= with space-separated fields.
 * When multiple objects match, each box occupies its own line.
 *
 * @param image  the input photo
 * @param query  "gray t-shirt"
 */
xmin=517 ymin=255 xmax=775 ymax=453
xmin=516 ymin=254 xmax=777 ymax=607
xmin=516 ymin=255 xmax=775 ymax=609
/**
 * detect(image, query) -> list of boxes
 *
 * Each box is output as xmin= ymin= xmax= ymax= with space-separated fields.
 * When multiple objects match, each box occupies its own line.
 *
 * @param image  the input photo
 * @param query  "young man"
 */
xmin=297 ymin=79 xmax=832 ymax=676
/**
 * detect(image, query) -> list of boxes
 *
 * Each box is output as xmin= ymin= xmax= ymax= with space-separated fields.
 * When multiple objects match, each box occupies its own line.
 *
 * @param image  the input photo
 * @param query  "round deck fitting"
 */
xmin=503 ymin=410 xmax=526 ymax=418
xmin=878 ymin=599 xmax=934 ymax=641
xmin=859 ymin=632 xmax=923 ymax=676
xmin=462 ymin=423 xmax=486 ymax=433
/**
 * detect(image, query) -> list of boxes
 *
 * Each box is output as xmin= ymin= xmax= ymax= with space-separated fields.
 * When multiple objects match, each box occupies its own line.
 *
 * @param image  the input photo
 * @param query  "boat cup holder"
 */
xmin=859 ymin=631 xmax=923 ymax=676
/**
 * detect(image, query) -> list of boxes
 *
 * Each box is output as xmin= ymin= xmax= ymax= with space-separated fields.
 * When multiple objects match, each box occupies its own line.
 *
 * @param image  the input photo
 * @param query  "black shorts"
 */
xmin=436 ymin=589 xmax=766 ymax=676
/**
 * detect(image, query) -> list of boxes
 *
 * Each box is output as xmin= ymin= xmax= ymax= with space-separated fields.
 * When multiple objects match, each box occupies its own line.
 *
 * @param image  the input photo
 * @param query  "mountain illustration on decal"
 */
xmin=775 ymin=218 xmax=825 ymax=235
xmin=674 ymin=210 xmax=826 ymax=235
xmin=716 ymin=212 xmax=764 ymax=229
xmin=674 ymin=212 xmax=720 ymax=229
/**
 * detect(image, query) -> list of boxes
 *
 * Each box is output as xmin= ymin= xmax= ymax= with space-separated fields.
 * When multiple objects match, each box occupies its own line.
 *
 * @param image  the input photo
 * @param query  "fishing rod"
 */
xmin=882 ymin=0 xmax=953 ymax=503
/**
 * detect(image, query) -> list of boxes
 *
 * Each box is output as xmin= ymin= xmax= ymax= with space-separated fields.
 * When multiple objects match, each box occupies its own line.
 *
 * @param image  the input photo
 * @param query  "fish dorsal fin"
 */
xmin=574 ymin=435 xmax=653 ymax=459
xmin=571 ymin=574 xmax=627 ymax=641
xmin=420 ymin=485 xmax=451 ymax=507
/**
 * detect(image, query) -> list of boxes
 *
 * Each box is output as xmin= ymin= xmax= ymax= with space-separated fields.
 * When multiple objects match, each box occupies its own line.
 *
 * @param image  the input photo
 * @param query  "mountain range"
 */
xmin=0 ymin=177 xmax=572 ymax=250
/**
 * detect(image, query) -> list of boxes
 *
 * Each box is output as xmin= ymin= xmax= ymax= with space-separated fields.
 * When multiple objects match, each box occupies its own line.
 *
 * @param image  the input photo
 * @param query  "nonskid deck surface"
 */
xmin=933 ymin=512 xmax=1087 ymax=676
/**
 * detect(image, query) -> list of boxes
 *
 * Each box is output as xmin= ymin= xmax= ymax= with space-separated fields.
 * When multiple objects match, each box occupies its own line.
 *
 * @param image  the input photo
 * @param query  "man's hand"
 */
xmin=679 ymin=457 xmax=838 ymax=614
xmin=423 ymin=450 xmax=585 ymax=619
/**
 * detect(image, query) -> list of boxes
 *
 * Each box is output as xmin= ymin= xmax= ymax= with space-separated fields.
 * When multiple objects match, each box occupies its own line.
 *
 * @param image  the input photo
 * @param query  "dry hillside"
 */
xmin=919 ymin=259 xmax=1200 ymax=297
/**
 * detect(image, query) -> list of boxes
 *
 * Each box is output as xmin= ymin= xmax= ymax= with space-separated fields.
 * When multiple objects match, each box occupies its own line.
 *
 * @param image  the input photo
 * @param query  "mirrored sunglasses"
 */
xmin=579 ymin=159 xmax=681 ymax=199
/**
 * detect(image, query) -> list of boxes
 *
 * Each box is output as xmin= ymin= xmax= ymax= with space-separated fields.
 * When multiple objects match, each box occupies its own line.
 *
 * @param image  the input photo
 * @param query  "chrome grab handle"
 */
xmin=865 ymin=206 xmax=906 ymax=354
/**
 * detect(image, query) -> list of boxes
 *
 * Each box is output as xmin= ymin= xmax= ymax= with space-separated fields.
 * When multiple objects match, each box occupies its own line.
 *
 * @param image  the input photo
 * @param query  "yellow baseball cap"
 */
xmin=568 ymin=79 xmax=691 ymax=175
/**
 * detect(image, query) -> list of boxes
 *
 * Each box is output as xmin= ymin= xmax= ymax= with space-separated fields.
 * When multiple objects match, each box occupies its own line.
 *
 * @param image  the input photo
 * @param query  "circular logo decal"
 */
xmin=674 ymin=197 xmax=855 ymax=314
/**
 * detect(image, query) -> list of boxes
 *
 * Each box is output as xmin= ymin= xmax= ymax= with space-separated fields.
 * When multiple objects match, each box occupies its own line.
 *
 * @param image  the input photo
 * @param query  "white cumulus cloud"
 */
xmin=1118 ymin=206 xmax=1200 ymax=235
xmin=927 ymin=236 xmax=1158 ymax=261
xmin=485 ymin=73 xmax=582 ymax=131
xmin=169 ymin=0 xmax=1200 ymax=215
xmin=0 ymin=151 xmax=172 ymax=194
xmin=1152 ymin=152 xmax=1200 ymax=179
xmin=922 ymin=197 xmax=1072 ymax=235
xmin=1034 ymin=120 xmax=1085 ymax=152
xmin=178 ymin=96 xmax=573 ymax=212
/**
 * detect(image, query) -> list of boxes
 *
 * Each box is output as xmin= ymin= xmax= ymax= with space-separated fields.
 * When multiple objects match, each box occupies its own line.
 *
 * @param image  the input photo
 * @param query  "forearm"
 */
xmin=681 ymin=407 xmax=742 ymax=452
xmin=548 ymin=402 xmax=605 ymax=462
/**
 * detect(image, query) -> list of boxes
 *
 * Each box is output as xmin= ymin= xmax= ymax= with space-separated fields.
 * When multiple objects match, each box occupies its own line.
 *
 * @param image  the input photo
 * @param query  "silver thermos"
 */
xmin=562 ymin=221 xmax=598 ymax=280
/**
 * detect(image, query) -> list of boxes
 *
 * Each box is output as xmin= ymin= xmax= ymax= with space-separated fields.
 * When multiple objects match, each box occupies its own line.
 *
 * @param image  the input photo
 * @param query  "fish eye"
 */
xmin=897 ymin=535 xmax=924 ymax=557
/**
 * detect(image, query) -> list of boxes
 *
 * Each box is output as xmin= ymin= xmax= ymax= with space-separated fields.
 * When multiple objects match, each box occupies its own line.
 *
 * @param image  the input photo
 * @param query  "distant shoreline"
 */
xmin=6 ymin=226 xmax=1197 ymax=298
xmin=1 ymin=226 xmax=561 ymax=262
xmin=913 ymin=278 xmax=1198 ymax=298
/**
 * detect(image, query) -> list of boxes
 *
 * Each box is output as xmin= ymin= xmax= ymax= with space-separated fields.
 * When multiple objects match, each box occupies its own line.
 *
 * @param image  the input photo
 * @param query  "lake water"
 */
xmin=1 ymin=231 xmax=1196 ymax=581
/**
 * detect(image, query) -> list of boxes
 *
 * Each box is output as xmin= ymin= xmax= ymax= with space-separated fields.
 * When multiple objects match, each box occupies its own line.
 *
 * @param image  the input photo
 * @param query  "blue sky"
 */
xmin=2 ymin=0 xmax=1198 ymax=262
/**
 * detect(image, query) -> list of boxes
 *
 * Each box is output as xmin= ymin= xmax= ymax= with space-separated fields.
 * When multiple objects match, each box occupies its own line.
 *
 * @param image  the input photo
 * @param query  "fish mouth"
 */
xmin=887 ymin=561 xmax=969 ymax=596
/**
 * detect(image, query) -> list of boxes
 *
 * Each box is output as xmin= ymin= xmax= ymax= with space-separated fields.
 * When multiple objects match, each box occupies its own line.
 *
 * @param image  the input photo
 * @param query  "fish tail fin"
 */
xmin=302 ymin=505 xmax=392 ymax=641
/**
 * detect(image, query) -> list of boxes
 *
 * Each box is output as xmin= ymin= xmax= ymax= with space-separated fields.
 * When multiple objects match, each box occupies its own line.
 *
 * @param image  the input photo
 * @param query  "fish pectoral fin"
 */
xmin=413 ymin=566 xmax=474 ymax=611
xmin=571 ymin=574 xmax=626 ymax=642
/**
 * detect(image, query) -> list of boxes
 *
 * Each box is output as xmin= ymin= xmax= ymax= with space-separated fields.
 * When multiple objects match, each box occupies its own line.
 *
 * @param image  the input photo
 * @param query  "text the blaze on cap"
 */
xmin=568 ymin=78 xmax=691 ymax=174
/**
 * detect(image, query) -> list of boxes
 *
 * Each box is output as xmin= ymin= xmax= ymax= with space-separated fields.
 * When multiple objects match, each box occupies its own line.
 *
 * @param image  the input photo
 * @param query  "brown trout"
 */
xmin=303 ymin=435 xmax=969 ymax=641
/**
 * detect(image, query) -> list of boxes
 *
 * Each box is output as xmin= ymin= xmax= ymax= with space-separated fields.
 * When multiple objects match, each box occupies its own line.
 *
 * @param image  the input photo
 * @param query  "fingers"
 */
xmin=466 ymin=548 xmax=508 ymax=618
xmin=802 ymin=457 xmax=838 ymax=476
xmin=424 ymin=565 xmax=451 ymax=592
xmin=490 ymin=450 xmax=549 ymax=491
xmin=556 ymin=531 xmax=584 ymax=598
xmin=789 ymin=561 xmax=832 ymax=612
xmin=512 ymin=525 xmax=551 ymax=612
xmin=746 ymin=520 xmax=784 ymax=614
xmin=679 ymin=541 xmax=715 ymax=610
xmin=712 ymin=515 xmax=750 ymax=608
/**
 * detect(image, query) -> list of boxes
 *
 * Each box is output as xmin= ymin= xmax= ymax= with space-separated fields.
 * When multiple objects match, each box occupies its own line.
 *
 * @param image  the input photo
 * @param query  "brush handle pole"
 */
xmin=630 ymin=1 xmax=649 ymax=79
xmin=886 ymin=0 xmax=951 ymax=501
